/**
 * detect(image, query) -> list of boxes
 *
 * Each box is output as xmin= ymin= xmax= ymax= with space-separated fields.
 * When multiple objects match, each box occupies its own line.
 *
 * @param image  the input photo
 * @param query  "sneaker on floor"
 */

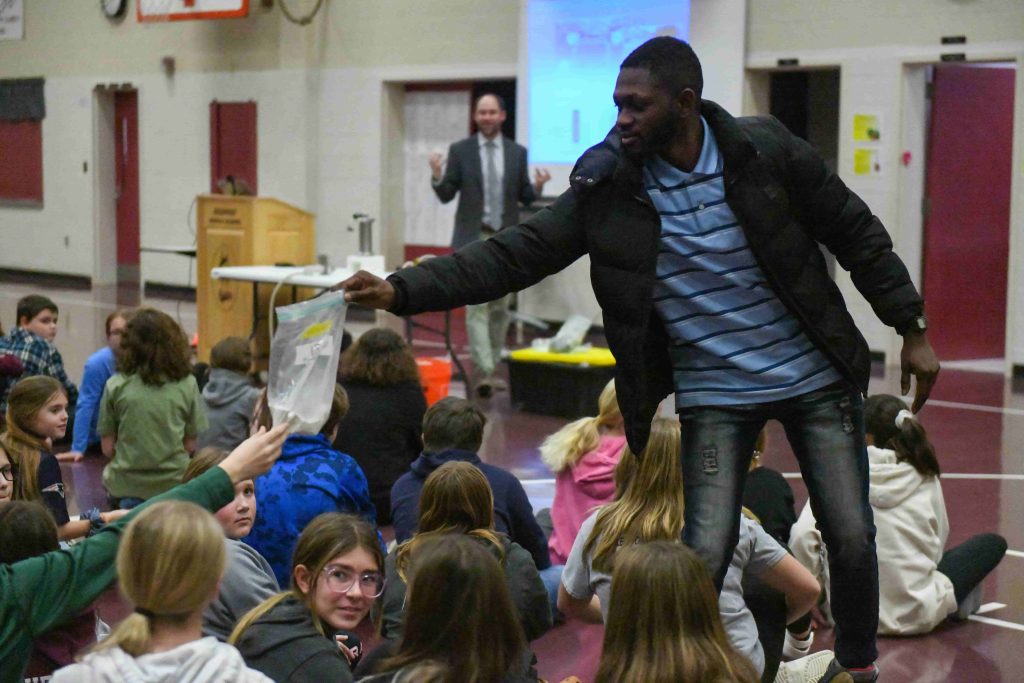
xmin=951 ymin=582 xmax=983 ymax=622
xmin=819 ymin=658 xmax=879 ymax=683
xmin=775 ymin=650 xmax=842 ymax=683
xmin=782 ymin=629 xmax=815 ymax=661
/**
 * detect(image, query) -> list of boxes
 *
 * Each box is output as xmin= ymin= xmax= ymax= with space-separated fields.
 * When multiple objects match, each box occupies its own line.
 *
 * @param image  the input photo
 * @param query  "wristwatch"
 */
xmin=899 ymin=315 xmax=928 ymax=335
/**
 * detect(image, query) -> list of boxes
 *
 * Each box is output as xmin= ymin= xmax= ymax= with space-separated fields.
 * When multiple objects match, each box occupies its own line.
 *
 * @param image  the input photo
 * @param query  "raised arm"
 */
xmin=431 ymin=143 xmax=462 ymax=204
xmin=0 ymin=425 xmax=288 ymax=655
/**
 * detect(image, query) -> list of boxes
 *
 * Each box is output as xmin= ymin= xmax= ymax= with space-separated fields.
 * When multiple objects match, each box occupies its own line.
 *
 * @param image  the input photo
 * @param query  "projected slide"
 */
xmin=527 ymin=0 xmax=690 ymax=164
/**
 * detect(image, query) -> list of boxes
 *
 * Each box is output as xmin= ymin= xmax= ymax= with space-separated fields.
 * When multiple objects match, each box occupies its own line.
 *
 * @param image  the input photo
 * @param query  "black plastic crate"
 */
xmin=506 ymin=358 xmax=616 ymax=419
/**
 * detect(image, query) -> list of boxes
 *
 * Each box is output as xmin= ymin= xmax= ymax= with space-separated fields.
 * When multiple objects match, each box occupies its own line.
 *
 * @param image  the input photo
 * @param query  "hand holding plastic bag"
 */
xmin=267 ymin=292 xmax=348 ymax=434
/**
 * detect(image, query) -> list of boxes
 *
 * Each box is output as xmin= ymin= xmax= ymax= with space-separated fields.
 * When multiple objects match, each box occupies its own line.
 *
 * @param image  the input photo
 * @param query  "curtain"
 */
xmin=402 ymin=89 xmax=470 ymax=247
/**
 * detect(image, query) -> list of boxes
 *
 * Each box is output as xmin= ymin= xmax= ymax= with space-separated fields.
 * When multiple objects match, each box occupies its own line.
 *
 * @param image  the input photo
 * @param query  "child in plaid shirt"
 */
xmin=0 ymin=295 xmax=78 ymax=418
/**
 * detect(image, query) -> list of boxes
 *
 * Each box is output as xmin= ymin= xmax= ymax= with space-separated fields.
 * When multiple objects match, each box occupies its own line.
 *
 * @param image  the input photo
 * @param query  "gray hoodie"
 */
xmin=197 ymin=369 xmax=260 ymax=451
xmin=51 ymin=637 xmax=271 ymax=683
xmin=204 ymin=539 xmax=280 ymax=641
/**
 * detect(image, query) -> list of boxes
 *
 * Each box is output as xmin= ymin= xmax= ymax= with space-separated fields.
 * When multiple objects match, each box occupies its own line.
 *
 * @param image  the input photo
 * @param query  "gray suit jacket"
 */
xmin=432 ymin=135 xmax=537 ymax=249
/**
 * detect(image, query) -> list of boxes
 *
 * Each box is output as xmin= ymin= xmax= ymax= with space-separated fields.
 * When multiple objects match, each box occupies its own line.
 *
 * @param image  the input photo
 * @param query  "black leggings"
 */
xmin=937 ymin=533 xmax=1007 ymax=604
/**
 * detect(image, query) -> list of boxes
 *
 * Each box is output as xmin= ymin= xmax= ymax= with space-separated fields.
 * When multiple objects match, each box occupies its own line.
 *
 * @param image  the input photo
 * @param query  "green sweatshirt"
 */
xmin=0 ymin=467 xmax=234 ymax=683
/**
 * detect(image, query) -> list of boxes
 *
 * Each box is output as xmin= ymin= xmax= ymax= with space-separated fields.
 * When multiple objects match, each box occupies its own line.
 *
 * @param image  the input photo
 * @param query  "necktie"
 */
xmin=485 ymin=140 xmax=502 ymax=230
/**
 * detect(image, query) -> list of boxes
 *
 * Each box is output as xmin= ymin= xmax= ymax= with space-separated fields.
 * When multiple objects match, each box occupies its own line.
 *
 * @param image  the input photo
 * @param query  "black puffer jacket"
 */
xmin=388 ymin=100 xmax=923 ymax=455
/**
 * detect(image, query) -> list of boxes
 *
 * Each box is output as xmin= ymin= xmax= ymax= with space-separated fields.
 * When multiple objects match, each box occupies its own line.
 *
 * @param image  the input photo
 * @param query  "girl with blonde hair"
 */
xmin=539 ymin=379 xmax=625 ymax=565
xmin=559 ymin=417 xmax=820 ymax=678
xmin=52 ymin=500 xmax=271 ymax=682
xmin=378 ymin=461 xmax=550 ymax=645
xmin=596 ymin=542 xmax=760 ymax=683
xmin=2 ymin=376 xmax=126 ymax=540
xmin=232 ymin=513 xmax=385 ymax=682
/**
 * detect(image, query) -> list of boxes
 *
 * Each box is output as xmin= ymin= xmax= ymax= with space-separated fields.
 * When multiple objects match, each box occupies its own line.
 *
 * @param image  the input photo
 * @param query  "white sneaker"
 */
xmin=782 ymin=629 xmax=814 ymax=660
xmin=775 ymin=650 xmax=837 ymax=683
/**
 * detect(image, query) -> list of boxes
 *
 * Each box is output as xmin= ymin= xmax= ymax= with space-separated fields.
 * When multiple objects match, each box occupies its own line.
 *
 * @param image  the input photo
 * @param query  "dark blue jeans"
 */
xmin=679 ymin=382 xmax=878 ymax=668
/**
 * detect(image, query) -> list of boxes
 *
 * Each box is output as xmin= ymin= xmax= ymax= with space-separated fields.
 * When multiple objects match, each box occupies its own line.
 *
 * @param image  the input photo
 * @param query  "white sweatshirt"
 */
xmin=789 ymin=445 xmax=957 ymax=635
xmin=52 ymin=636 xmax=272 ymax=683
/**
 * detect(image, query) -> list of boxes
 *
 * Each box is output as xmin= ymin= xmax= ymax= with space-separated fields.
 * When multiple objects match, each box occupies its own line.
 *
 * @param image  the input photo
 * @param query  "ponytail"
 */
xmin=864 ymin=394 xmax=940 ymax=478
xmin=540 ymin=416 xmax=600 ymax=472
xmin=89 ymin=501 xmax=226 ymax=659
xmin=540 ymin=379 xmax=622 ymax=472
xmin=99 ymin=612 xmax=153 ymax=658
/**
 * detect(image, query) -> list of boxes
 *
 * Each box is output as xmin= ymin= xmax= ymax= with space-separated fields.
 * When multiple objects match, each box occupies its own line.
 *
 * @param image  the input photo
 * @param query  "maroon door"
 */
xmin=210 ymin=101 xmax=257 ymax=194
xmin=114 ymin=91 xmax=140 ymax=281
xmin=922 ymin=65 xmax=1015 ymax=360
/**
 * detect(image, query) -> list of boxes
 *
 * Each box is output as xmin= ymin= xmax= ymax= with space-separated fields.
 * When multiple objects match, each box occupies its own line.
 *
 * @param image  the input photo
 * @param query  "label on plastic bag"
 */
xmin=301 ymin=320 xmax=332 ymax=339
xmin=294 ymin=339 xmax=335 ymax=365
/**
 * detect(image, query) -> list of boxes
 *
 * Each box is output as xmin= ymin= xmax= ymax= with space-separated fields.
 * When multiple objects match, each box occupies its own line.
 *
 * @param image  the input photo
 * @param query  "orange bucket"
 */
xmin=416 ymin=356 xmax=452 ymax=406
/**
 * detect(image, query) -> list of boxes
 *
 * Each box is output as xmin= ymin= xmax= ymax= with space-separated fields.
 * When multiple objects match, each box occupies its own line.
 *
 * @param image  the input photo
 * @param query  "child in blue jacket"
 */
xmin=246 ymin=385 xmax=378 ymax=585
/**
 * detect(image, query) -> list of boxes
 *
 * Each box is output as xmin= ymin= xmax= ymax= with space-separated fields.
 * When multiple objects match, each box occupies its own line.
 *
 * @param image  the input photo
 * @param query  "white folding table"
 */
xmin=210 ymin=265 xmax=468 ymax=386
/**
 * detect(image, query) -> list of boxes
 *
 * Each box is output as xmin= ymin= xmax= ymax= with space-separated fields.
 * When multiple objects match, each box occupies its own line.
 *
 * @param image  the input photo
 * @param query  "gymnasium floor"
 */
xmin=2 ymin=281 xmax=1021 ymax=682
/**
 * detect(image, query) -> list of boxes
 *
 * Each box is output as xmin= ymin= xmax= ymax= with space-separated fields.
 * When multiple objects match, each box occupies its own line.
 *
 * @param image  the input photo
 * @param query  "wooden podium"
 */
xmin=196 ymin=194 xmax=316 ymax=365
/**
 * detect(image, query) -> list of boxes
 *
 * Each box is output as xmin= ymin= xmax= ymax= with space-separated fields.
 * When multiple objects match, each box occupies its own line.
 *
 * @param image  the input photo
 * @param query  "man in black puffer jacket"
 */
xmin=340 ymin=37 xmax=938 ymax=683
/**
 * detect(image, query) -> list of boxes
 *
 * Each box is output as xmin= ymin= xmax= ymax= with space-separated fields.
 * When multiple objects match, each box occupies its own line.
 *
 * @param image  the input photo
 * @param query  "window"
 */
xmin=0 ymin=78 xmax=45 ymax=206
xmin=0 ymin=119 xmax=43 ymax=205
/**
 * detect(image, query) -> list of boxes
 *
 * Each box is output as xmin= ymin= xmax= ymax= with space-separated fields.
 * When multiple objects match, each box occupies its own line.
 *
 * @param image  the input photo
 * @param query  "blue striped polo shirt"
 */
xmin=646 ymin=117 xmax=841 ymax=409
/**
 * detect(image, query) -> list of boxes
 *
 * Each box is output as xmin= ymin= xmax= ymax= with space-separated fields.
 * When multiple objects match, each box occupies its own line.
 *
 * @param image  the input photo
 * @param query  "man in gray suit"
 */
xmin=429 ymin=93 xmax=550 ymax=397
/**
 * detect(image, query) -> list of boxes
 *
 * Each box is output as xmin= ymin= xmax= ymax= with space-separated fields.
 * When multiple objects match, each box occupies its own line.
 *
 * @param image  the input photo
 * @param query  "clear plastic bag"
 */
xmin=267 ymin=291 xmax=348 ymax=434
xmin=550 ymin=314 xmax=593 ymax=352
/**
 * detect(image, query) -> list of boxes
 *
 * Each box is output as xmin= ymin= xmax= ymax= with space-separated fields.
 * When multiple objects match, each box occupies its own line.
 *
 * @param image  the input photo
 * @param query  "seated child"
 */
xmin=0 ymin=501 xmax=108 ymax=679
xmin=232 ymin=514 xmax=384 ymax=682
xmin=99 ymin=308 xmax=208 ymax=508
xmin=540 ymin=378 xmax=625 ymax=566
xmin=52 ymin=500 xmax=271 ymax=682
xmin=559 ymin=418 xmax=821 ymax=678
xmin=790 ymin=394 xmax=1007 ymax=635
xmin=333 ymin=327 xmax=427 ymax=525
xmin=0 ymin=424 xmax=288 ymax=681
xmin=2 ymin=376 xmax=126 ymax=540
xmin=66 ymin=310 xmax=128 ymax=460
xmin=246 ymin=386 xmax=378 ymax=586
xmin=596 ymin=542 xmax=760 ymax=683
xmin=0 ymin=295 xmax=78 ymax=417
xmin=390 ymin=398 xmax=551 ymax=573
xmin=197 ymin=336 xmax=261 ymax=451
xmin=356 ymin=535 xmax=537 ymax=683
xmin=0 ymin=352 xmax=24 ymax=429
xmin=380 ymin=461 xmax=551 ymax=645
xmin=183 ymin=447 xmax=280 ymax=641
xmin=0 ymin=442 xmax=13 ymax=503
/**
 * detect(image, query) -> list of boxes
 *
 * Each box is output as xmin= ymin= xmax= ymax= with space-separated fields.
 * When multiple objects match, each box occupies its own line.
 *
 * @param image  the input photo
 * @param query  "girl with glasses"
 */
xmin=0 ymin=445 xmax=14 ymax=503
xmin=232 ymin=513 xmax=385 ymax=682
